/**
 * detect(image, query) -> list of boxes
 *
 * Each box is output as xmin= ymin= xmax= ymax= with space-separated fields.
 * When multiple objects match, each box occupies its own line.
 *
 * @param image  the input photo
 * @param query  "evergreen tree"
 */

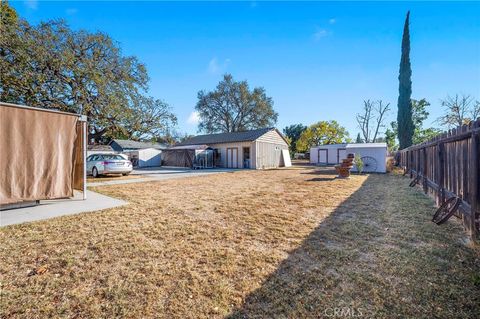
xmin=396 ymin=11 xmax=414 ymax=149
xmin=355 ymin=133 xmax=363 ymax=143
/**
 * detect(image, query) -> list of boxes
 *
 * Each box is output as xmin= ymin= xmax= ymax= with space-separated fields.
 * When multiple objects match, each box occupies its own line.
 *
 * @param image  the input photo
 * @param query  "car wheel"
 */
xmin=92 ymin=167 xmax=99 ymax=178
xmin=122 ymin=173 xmax=130 ymax=176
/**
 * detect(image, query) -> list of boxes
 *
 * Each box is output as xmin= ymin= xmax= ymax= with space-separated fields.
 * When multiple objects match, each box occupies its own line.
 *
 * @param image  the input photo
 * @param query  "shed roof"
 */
xmin=311 ymin=143 xmax=347 ymax=148
xmin=168 ymin=144 xmax=210 ymax=150
xmin=110 ymin=139 xmax=167 ymax=150
xmin=87 ymin=144 xmax=114 ymax=152
xmin=346 ymin=143 xmax=387 ymax=149
xmin=178 ymin=127 xmax=286 ymax=146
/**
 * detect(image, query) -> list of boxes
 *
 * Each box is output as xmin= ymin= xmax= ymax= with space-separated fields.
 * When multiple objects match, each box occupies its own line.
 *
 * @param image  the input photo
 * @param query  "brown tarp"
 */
xmin=0 ymin=104 xmax=83 ymax=205
xmin=72 ymin=121 xmax=85 ymax=191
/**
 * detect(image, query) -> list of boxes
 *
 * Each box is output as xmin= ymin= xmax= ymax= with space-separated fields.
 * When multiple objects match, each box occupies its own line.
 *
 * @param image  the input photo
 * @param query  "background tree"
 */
xmin=0 ymin=2 xmax=177 ymax=143
xmin=283 ymin=124 xmax=307 ymax=155
xmin=356 ymin=99 xmax=390 ymax=143
xmin=355 ymin=133 xmax=363 ymax=143
xmin=296 ymin=120 xmax=350 ymax=152
xmin=388 ymin=98 xmax=441 ymax=148
xmin=397 ymin=11 xmax=414 ymax=149
xmin=385 ymin=128 xmax=397 ymax=151
xmin=437 ymin=94 xmax=479 ymax=128
xmin=195 ymin=74 xmax=278 ymax=133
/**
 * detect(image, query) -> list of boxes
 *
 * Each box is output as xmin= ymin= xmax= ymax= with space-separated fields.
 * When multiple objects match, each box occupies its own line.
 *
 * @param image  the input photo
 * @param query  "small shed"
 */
xmin=310 ymin=144 xmax=347 ymax=165
xmin=174 ymin=128 xmax=290 ymax=169
xmin=347 ymin=143 xmax=387 ymax=173
xmin=109 ymin=139 xmax=166 ymax=168
xmin=310 ymin=142 xmax=387 ymax=173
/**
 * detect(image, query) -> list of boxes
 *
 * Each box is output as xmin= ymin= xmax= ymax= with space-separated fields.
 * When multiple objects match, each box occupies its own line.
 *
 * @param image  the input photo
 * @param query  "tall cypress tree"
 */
xmin=397 ymin=11 xmax=414 ymax=149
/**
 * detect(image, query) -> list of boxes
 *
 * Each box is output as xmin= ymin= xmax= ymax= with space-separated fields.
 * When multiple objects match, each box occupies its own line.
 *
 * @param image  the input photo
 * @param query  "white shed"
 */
xmin=310 ymin=142 xmax=387 ymax=173
xmin=124 ymin=148 xmax=162 ymax=168
xmin=310 ymin=144 xmax=347 ymax=165
xmin=347 ymin=143 xmax=387 ymax=173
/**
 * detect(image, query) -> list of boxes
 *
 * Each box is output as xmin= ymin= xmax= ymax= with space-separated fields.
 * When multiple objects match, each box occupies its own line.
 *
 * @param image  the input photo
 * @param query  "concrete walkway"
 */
xmin=0 ymin=190 xmax=127 ymax=227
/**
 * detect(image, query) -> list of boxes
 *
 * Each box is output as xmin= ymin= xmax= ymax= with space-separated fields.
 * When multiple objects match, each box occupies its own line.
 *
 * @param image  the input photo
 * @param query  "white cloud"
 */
xmin=66 ymin=8 xmax=78 ymax=15
xmin=187 ymin=111 xmax=200 ymax=125
xmin=329 ymin=18 xmax=336 ymax=24
xmin=207 ymin=57 xmax=230 ymax=74
xmin=24 ymin=0 xmax=38 ymax=10
xmin=313 ymin=29 xmax=329 ymax=41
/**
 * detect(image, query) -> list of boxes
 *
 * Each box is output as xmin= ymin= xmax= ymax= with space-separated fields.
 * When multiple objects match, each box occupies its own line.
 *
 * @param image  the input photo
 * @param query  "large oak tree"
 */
xmin=195 ymin=74 xmax=278 ymax=133
xmin=0 ymin=2 xmax=176 ymax=143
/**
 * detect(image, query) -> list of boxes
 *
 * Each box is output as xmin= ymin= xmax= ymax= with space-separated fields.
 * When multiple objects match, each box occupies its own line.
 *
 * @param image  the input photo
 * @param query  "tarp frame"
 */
xmin=0 ymin=102 xmax=88 ymax=202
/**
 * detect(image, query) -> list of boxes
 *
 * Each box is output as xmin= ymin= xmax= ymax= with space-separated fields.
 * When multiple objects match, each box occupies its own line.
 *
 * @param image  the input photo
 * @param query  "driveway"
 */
xmin=1 ymin=167 xmax=238 ymax=226
xmin=87 ymin=167 xmax=240 ymax=186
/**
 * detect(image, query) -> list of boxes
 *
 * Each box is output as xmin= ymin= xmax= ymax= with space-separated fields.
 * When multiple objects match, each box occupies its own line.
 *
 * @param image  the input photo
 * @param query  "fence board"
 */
xmin=399 ymin=118 xmax=480 ymax=240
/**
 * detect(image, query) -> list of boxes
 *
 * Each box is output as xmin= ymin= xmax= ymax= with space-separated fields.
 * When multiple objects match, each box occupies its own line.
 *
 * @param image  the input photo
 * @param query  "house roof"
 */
xmin=178 ymin=127 xmax=286 ymax=146
xmin=169 ymin=144 xmax=210 ymax=150
xmin=110 ymin=139 xmax=167 ymax=150
xmin=87 ymin=144 xmax=114 ymax=152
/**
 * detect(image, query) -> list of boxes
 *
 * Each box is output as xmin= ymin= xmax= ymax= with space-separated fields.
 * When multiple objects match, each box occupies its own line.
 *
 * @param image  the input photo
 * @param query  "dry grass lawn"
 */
xmin=1 ymin=167 xmax=479 ymax=318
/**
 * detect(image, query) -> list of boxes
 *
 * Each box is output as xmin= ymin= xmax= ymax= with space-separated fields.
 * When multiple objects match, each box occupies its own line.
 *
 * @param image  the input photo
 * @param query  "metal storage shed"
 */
xmin=0 ymin=102 xmax=87 ymax=208
xmin=310 ymin=142 xmax=388 ymax=173
xmin=310 ymin=144 xmax=347 ymax=165
xmin=176 ymin=128 xmax=290 ymax=169
xmin=347 ymin=143 xmax=387 ymax=173
xmin=109 ymin=139 xmax=166 ymax=168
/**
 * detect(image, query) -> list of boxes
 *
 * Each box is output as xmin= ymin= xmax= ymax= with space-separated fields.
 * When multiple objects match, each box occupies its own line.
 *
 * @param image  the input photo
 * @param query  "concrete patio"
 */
xmin=0 ymin=190 xmax=127 ymax=227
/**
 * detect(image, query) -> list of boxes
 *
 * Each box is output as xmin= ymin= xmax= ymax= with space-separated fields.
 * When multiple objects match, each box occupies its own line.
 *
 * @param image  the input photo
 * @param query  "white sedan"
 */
xmin=86 ymin=154 xmax=133 ymax=177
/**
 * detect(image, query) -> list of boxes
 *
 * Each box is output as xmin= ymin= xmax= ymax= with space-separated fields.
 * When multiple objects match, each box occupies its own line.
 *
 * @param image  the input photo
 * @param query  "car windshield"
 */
xmin=101 ymin=155 xmax=124 ymax=160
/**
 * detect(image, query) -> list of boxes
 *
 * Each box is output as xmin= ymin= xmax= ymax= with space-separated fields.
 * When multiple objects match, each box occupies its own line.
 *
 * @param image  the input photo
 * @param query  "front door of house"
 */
xmin=227 ymin=148 xmax=238 ymax=168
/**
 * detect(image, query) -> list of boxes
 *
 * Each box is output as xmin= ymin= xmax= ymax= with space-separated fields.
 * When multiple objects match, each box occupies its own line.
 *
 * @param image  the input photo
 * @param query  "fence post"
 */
xmin=422 ymin=147 xmax=428 ymax=193
xmin=470 ymin=129 xmax=479 ymax=241
xmin=410 ymin=150 xmax=413 ymax=178
xmin=438 ymin=142 xmax=445 ymax=204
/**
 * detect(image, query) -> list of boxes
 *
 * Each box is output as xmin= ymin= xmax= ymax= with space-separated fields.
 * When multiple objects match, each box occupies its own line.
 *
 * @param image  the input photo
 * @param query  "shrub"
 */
xmin=354 ymin=154 xmax=364 ymax=174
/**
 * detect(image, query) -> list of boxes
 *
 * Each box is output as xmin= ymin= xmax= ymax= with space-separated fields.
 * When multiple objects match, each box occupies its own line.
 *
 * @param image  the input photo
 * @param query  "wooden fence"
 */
xmin=398 ymin=118 xmax=480 ymax=240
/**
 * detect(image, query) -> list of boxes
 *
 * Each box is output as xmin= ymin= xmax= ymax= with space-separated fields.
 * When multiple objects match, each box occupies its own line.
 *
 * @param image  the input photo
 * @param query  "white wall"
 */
xmin=310 ymin=144 xmax=347 ymax=164
xmin=347 ymin=146 xmax=387 ymax=173
xmin=209 ymin=142 xmax=254 ymax=168
xmin=137 ymin=148 xmax=162 ymax=167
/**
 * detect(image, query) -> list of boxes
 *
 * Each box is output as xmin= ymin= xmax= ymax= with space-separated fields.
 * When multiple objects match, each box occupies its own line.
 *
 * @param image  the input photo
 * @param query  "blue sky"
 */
xmin=12 ymin=1 xmax=480 ymax=137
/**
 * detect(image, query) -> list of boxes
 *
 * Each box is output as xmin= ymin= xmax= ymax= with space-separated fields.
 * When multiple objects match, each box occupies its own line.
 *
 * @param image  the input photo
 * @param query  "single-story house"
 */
xmin=109 ymin=139 xmax=167 ymax=168
xmin=87 ymin=144 xmax=115 ymax=157
xmin=169 ymin=127 xmax=290 ymax=169
xmin=310 ymin=142 xmax=387 ymax=173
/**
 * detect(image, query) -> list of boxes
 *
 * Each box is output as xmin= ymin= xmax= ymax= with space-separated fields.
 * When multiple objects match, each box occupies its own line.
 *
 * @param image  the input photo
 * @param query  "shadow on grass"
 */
xmin=226 ymin=173 xmax=479 ymax=318
xmin=301 ymin=168 xmax=338 ymax=174
xmin=306 ymin=177 xmax=336 ymax=182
